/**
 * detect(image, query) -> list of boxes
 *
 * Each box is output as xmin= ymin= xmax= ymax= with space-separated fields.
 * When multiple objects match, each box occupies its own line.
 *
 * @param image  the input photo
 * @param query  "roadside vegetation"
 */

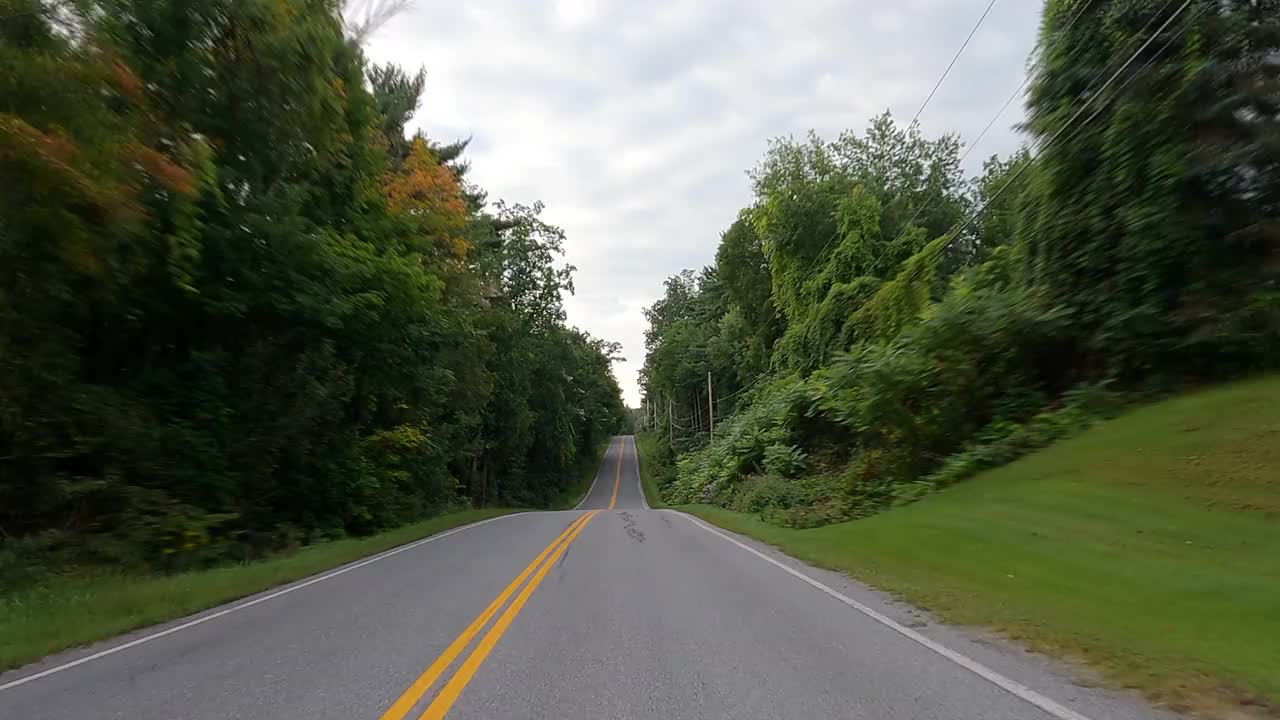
xmin=638 ymin=0 xmax=1279 ymax=714
xmin=634 ymin=433 xmax=667 ymax=509
xmin=672 ymin=375 xmax=1280 ymax=714
xmin=639 ymin=0 xmax=1278 ymax=534
xmin=551 ymin=440 xmax=613 ymax=510
xmin=0 ymin=508 xmax=518 ymax=672
xmin=0 ymin=0 xmax=626 ymax=606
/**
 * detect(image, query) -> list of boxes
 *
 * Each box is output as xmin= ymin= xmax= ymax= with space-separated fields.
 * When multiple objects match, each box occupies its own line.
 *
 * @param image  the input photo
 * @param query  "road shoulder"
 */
xmin=666 ymin=507 xmax=1181 ymax=720
xmin=0 ymin=508 xmax=522 ymax=677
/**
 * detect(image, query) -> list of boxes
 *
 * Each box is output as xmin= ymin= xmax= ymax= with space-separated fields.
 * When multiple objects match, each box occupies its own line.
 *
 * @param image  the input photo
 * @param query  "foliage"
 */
xmin=664 ymin=376 xmax=821 ymax=505
xmin=640 ymin=0 xmax=1280 ymax=527
xmin=680 ymin=375 xmax=1280 ymax=714
xmin=0 ymin=0 xmax=625 ymax=577
xmin=633 ymin=432 xmax=668 ymax=509
xmin=896 ymin=382 xmax=1119 ymax=505
xmin=662 ymin=278 xmax=1086 ymax=521
xmin=748 ymin=115 xmax=969 ymax=371
xmin=1021 ymin=0 xmax=1280 ymax=378
xmin=0 ymin=508 xmax=516 ymax=673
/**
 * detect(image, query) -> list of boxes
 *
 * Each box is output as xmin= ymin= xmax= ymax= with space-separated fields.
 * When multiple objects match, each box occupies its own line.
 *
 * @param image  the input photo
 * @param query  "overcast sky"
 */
xmin=365 ymin=0 xmax=1046 ymax=407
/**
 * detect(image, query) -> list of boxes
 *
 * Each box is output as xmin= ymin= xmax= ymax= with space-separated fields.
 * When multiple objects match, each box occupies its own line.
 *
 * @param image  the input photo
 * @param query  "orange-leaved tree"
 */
xmin=383 ymin=137 xmax=470 ymax=261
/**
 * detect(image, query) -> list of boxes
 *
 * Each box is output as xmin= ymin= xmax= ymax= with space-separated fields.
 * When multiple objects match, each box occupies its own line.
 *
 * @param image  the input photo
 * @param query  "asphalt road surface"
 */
xmin=0 ymin=436 xmax=1173 ymax=720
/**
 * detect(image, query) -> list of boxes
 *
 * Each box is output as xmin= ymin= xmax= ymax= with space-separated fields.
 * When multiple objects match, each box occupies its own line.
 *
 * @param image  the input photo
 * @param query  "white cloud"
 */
xmin=553 ymin=0 xmax=606 ymax=30
xmin=366 ymin=1 xmax=1044 ymax=406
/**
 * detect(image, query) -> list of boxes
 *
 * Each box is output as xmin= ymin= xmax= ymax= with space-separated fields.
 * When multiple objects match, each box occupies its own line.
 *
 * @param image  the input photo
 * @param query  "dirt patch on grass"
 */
xmin=1151 ymin=676 xmax=1278 ymax=720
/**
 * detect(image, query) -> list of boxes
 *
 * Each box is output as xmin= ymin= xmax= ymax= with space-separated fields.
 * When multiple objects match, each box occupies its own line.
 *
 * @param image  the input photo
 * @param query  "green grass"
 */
xmin=0 ymin=507 xmax=518 ymax=672
xmin=635 ymin=432 xmax=667 ymax=508
xmin=550 ymin=440 xmax=612 ymax=510
xmin=682 ymin=376 xmax=1280 ymax=716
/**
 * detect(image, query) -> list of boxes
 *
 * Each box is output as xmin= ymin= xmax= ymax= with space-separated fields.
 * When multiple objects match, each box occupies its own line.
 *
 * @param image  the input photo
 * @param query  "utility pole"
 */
xmin=707 ymin=371 xmax=715 ymax=442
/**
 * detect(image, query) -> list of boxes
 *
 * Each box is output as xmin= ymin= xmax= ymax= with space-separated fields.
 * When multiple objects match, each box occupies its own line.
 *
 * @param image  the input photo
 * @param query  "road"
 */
xmin=0 ymin=436 xmax=1171 ymax=720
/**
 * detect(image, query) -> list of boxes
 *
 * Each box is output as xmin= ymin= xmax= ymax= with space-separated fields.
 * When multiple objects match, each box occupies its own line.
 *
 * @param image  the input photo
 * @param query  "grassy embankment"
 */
xmin=635 ymin=431 xmax=667 ymax=508
xmin=677 ymin=377 xmax=1280 ymax=716
xmin=0 ymin=507 xmax=518 ymax=672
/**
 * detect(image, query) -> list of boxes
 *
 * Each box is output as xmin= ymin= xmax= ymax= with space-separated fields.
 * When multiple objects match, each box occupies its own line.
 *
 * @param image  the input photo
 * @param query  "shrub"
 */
xmin=901 ymin=383 xmax=1119 ymax=502
xmin=662 ymin=278 xmax=1099 ymax=527
xmin=664 ymin=376 xmax=814 ymax=505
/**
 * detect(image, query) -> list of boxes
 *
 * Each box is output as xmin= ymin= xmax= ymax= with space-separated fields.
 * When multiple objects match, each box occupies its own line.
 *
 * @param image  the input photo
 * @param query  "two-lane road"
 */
xmin=0 ymin=436 xmax=1171 ymax=719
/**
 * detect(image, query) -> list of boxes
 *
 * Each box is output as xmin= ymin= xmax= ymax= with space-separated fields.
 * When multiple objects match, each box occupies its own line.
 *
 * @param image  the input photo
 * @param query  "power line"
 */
xmin=650 ymin=2 xmax=1198 ymax=433
xmin=800 ymin=0 xmax=1006 ymax=282
xmin=710 ymin=0 xmax=1196 ymax=427
xmin=714 ymin=0 xmax=1011 ymax=386
xmin=961 ymin=0 xmax=1098 ymax=168
xmin=1067 ymin=0 xmax=1176 ymax=110
xmin=909 ymin=0 xmax=1000 ymax=129
xmin=1060 ymin=4 xmax=1194 ymax=149
xmin=714 ymin=377 xmax=761 ymax=403
xmin=861 ymin=0 xmax=1185 ymax=276
xmin=863 ymin=0 xmax=1102 ymax=275
xmin=946 ymin=0 xmax=1200 ymax=243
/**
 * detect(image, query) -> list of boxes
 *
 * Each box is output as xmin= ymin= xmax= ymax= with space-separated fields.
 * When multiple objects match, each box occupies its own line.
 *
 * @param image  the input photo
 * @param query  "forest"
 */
xmin=0 ymin=0 xmax=626 ymax=581
xmin=639 ymin=0 xmax=1280 ymax=527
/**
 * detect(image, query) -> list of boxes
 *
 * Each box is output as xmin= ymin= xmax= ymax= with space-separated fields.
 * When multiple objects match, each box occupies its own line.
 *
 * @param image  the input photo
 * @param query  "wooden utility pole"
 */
xmin=707 ymin=371 xmax=715 ymax=442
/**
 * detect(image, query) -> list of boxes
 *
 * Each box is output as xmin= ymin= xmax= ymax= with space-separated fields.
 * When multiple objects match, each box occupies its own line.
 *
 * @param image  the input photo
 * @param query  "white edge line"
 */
xmin=0 ymin=512 xmax=527 ymax=693
xmin=572 ymin=437 xmax=617 ymax=510
xmin=666 ymin=509 xmax=1095 ymax=720
xmin=631 ymin=435 xmax=649 ymax=510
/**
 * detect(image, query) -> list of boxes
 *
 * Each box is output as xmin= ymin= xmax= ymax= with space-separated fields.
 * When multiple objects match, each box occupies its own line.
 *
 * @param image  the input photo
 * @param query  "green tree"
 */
xmin=0 ymin=0 xmax=625 ymax=575
xmin=639 ymin=0 xmax=1279 ymax=528
xmin=1021 ymin=0 xmax=1280 ymax=376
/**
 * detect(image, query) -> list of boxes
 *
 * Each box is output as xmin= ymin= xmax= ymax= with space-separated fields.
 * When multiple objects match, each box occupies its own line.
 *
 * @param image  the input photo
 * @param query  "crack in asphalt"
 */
xmin=618 ymin=511 xmax=646 ymax=543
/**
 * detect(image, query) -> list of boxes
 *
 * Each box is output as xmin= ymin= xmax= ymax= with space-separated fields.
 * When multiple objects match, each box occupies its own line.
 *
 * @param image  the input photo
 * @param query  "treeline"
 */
xmin=640 ymin=0 xmax=1279 ymax=527
xmin=0 ymin=0 xmax=625 ymax=577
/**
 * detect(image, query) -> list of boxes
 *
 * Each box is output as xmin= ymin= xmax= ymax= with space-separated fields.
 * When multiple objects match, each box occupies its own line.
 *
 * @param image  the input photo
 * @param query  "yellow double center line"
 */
xmin=608 ymin=439 xmax=623 ymax=510
xmin=379 ymin=510 xmax=599 ymax=720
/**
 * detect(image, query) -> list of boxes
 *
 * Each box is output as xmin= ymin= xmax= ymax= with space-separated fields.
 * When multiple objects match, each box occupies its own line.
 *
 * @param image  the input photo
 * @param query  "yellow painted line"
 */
xmin=418 ymin=510 xmax=599 ymax=720
xmin=378 ymin=512 xmax=593 ymax=720
xmin=608 ymin=440 xmax=623 ymax=510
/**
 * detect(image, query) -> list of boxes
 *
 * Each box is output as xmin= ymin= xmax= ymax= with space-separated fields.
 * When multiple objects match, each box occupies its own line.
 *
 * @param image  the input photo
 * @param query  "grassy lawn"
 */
xmin=635 ymin=432 xmax=667 ymax=508
xmin=682 ymin=375 xmax=1280 ymax=716
xmin=0 ymin=507 xmax=518 ymax=673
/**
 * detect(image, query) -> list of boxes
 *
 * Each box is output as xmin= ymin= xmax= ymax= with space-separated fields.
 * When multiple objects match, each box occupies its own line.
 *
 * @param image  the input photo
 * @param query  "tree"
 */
xmin=637 ymin=0 xmax=1280 ymax=528
xmin=341 ymin=0 xmax=412 ymax=43
xmin=1021 ymin=0 xmax=1280 ymax=375
xmin=746 ymin=115 xmax=967 ymax=370
xmin=0 ymin=0 xmax=625 ymax=574
xmin=368 ymin=63 xmax=427 ymax=165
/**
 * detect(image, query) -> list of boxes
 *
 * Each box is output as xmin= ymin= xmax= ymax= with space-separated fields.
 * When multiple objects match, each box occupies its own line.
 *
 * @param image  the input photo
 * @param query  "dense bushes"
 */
xmin=641 ymin=0 xmax=1279 ymax=526
xmin=658 ymin=280 xmax=1107 ymax=525
xmin=0 ymin=0 xmax=625 ymax=580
